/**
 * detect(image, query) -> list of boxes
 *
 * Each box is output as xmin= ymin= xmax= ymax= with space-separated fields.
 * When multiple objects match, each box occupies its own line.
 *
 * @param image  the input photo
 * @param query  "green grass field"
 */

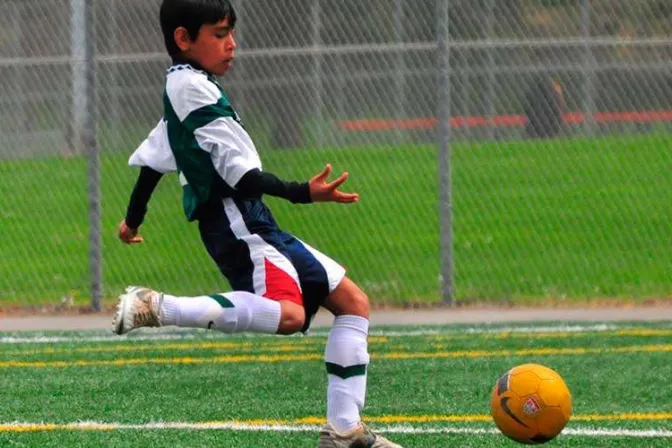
xmin=1 ymin=134 xmax=670 ymax=306
xmin=1 ymin=320 xmax=671 ymax=447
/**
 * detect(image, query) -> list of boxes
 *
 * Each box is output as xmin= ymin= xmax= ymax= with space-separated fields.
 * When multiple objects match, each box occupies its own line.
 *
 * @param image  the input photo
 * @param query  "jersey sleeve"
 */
xmin=166 ymin=74 xmax=261 ymax=188
xmin=197 ymin=117 xmax=262 ymax=188
xmin=124 ymin=166 xmax=164 ymax=229
xmin=235 ymin=169 xmax=312 ymax=204
xmin=128 ymin=119 xmax=177 ymax=173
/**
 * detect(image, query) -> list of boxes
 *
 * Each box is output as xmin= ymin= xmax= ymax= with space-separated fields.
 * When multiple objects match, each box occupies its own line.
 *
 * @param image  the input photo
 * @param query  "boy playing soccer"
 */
xmin=112 ymin=1 xmax=403 ymax=447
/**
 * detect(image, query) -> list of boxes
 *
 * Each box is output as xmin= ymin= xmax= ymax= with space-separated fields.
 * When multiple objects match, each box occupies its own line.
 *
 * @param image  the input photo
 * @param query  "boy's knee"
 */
xmin=277 ymin=301 xmax=305 ymax=335
xmin=324 ymin=277 xmax=371 ymax=318
xmin=346 ymin=289 xmax=370 ymax=318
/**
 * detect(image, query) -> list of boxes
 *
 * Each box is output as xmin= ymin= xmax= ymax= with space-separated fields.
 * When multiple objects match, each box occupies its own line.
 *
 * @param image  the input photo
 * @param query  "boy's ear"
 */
xmin=174 ymin=27 xmax=192 ymax=52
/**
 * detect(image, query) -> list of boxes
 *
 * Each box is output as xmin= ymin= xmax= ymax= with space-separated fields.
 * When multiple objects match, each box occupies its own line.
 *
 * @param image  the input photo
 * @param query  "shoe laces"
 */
xmin=133 ymin=293 xmax=161 ymax=327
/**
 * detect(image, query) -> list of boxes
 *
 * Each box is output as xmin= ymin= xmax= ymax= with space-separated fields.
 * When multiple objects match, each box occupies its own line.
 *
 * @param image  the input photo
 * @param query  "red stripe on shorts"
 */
xmin=262 ymin=258 xmax=303 ymax=305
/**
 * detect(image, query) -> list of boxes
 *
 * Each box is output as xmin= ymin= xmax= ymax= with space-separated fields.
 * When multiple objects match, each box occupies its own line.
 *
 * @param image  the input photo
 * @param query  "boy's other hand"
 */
xmin=309 ymin=164 xmax=359 ymax=204
xmin=118 ymin=220 xmax=144 ymax=244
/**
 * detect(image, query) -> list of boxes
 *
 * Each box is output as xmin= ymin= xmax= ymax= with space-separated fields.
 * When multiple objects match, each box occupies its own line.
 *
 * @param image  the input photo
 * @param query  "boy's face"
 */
xmin=175 ymin=17 xmax=236 ymax=76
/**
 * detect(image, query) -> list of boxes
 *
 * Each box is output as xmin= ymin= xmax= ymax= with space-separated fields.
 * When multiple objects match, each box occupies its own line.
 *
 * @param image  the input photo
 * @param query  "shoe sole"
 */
xmin=112 ymin=290 xmax=135 ymax=335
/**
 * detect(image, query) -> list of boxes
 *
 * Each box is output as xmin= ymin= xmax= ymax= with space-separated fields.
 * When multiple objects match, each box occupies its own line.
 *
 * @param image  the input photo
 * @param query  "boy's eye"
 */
xmin=214 ymin=28 xmax=232 ymax=39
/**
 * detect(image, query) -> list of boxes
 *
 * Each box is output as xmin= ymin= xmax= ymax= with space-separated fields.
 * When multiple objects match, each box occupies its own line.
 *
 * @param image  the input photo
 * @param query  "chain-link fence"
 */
xmin=0 ymin=0 xmax=670 ymax=310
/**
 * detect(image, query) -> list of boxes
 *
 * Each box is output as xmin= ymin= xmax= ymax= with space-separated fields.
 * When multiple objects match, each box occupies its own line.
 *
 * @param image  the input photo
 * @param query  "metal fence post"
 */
xmin=11 ymin=3 xmax=25 ymax=140
xmin=84 ymin=0 xmax=102 ymax=311
xmin=581 ymin=0 xmax=596 ymax=136
xmin=312 ymin=0 xmax=324 ymax=149
xmin=71 ymin=0 xmax=86 ymax=154
xmin=486 ymin=0 xmax=496 ymax=141
xmin=437 ymin=0 xmax=453 ymax=305
xmin=394 ymin=0 xmax=406 ymax=145
xmin=234 ymin=0 xmax=246 ymax=118
xmin=110 ymin=0 xmax=120 ymax=131
xmin=335 ymin=53 xmax=346 ymax=147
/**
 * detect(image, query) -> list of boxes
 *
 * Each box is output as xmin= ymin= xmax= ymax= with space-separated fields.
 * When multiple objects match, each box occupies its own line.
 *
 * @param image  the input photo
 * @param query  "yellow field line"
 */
xmin=3 ymin=328 xmax=670 ymax=358
xmin=379 ymin=344 xmax=672 ymax=360
xmin=0 ymin=344 xmax=670 ymax=369
xmin=2 ymin=342 xmax=315 ymax=356
xmin=1 ymin=413 xmax=671 ymax=433
xmin=430 ymin=329 xmax=672 ymax=341
xmin=0 ymin=353 xmax=323 ymax=369
xmin=572 ymin=413 xmax=672 ymax=422
xmin=0 ymin=337 xmax=390 ymax=357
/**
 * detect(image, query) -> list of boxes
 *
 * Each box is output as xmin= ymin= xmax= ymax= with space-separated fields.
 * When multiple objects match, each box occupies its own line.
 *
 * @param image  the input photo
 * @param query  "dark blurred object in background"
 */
xmin=525 ymin=76 xmax=566 ymax=139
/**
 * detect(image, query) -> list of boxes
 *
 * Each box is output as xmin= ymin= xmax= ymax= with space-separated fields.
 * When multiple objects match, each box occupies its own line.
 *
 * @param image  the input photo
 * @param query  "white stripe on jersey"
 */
xmin=222 ymin=198 xmax=302 ymax=296
xmin=165 ymin=69 xmax=220 ymax=121
xmin=128 ymin=119 xmax=177 ymax=173
xmin=162 ymin=65 xmax=262 ymax=188
xmin=179 ymin=172 xmax=188 ymax=186
xmin=195 ymin=117 xmax=262 ymax=188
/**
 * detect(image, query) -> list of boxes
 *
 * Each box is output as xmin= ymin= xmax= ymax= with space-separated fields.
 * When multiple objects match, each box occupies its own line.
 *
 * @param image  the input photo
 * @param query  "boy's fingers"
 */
xmin=315 ymin=164 xmax=332 ymax=182
xmin=119 ymin=231 xmax=143 ymax=244
xmin=122 ymin=235 xmax=143 ymax=244
xmin=333 ymin=191 xmax=359 ymax=202
xmin=327 ymin=172 xmax=349 ymax=190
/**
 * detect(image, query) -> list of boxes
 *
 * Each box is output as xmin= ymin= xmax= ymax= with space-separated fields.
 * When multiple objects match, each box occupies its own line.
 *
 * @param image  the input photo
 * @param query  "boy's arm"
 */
xmin=234 ymin=169 xmax=311 ymax=204
xmin=168 ymin=75 xmax=357 ymax=204
xmin=119 ymin=166 xmax=164 ymax=244
xmin=234 ymin=164 xmax=358 ymax=204
xmin=121 ymin=118 xmax=175 ymax=243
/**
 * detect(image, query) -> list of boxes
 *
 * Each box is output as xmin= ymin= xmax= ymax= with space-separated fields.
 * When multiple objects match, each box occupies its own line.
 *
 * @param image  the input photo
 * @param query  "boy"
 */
xmin=113 ymin=1 xmax=403 ymax=447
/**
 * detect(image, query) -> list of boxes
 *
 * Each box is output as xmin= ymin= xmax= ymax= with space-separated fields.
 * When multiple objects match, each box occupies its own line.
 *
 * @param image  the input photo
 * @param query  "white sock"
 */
xmin=159 ymin=291 xmax=281 ymax=334
xmin=325 ymin=315 xmax=370 ymax=433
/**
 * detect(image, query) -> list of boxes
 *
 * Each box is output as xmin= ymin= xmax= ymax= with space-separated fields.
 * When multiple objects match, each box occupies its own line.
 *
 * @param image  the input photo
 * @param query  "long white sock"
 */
xmin=159 ymin=291 xmax=281 ymax=334
xmin=325 ymin=315 xmax=370 ymax=433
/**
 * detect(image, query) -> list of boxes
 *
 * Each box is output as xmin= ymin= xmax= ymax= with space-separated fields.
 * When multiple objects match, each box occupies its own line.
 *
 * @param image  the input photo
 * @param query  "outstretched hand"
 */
xmin=118 ymin=220 xmax=144 ymax=244
xmin=309 ymin=164 xmax=359 ymax=204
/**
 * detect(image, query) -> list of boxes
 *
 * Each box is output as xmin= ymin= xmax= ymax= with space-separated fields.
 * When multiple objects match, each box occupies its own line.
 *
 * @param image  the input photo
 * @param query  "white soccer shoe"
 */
xmin=112 ymin=286 xmax=163 ymax=335
xmin=318 ymin=423 xmax=403 ymax=448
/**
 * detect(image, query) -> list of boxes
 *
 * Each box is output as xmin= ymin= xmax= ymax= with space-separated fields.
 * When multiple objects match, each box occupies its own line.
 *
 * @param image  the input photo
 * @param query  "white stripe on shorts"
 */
xmin=222 ymin=198 xmax=302 ymax=296
xmin=295 ymin=238 xmax=346 ymax=294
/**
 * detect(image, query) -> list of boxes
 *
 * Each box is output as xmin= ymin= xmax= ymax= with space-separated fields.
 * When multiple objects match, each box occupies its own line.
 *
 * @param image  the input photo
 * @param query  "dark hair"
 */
xmin=160 ymin=0 xmax=237 ymax=56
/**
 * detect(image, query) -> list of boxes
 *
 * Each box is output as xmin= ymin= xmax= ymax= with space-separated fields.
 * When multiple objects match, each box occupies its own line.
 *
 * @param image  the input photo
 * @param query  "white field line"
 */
xmin=3 ymin=323 xmax=664 ymax=345
xmin=1 ymin=421 xmax=671 ymax=438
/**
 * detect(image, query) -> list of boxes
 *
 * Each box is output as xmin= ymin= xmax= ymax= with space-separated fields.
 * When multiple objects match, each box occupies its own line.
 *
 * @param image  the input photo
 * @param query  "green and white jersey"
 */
xmin=151 ymin=63 xmax=262 ymax=220
xmin=128 ymin=119 xmax=176 ymax=174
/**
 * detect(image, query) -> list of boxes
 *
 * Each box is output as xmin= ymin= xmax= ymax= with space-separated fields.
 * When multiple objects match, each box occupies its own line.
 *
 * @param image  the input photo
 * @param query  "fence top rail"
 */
xmin=0 ymin=37 xmax=669 ymax=68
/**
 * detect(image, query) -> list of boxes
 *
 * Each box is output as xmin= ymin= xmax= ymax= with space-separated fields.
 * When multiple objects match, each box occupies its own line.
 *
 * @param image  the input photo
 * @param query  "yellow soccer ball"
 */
xmin=490 ymin=363 xmax=572 ymax=444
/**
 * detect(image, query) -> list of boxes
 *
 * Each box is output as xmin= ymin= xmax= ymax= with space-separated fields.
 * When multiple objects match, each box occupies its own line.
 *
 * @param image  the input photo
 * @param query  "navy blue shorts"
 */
xmin=197 ymin=198 xmax=346 ymax=331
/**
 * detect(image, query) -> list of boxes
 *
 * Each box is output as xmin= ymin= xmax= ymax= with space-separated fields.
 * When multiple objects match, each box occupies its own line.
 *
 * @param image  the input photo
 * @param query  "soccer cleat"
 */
xmin=318 ymin=423 xmax=403 ymax=448
xmin=112 ymin=286 xmax=163 ymax=335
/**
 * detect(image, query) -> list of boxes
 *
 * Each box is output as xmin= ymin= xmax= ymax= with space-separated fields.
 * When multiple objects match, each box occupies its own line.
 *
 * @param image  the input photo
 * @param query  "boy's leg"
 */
xmin=114 ymin=198 xmax=309 ymax=337
xmin=192 ymin=198 xmax=307 ymax=335
xmin=272 ymin=234 xmax=393 ymax=443
xmin=321 ymin=277 xmax=370 ymax=432
xmin=319 ymin=277 xmax=402 ymax=448
xmin=113 ymin=287 xmax=305 ymax=335
xmin=161 ymin=290 xmax=305 ymax=334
